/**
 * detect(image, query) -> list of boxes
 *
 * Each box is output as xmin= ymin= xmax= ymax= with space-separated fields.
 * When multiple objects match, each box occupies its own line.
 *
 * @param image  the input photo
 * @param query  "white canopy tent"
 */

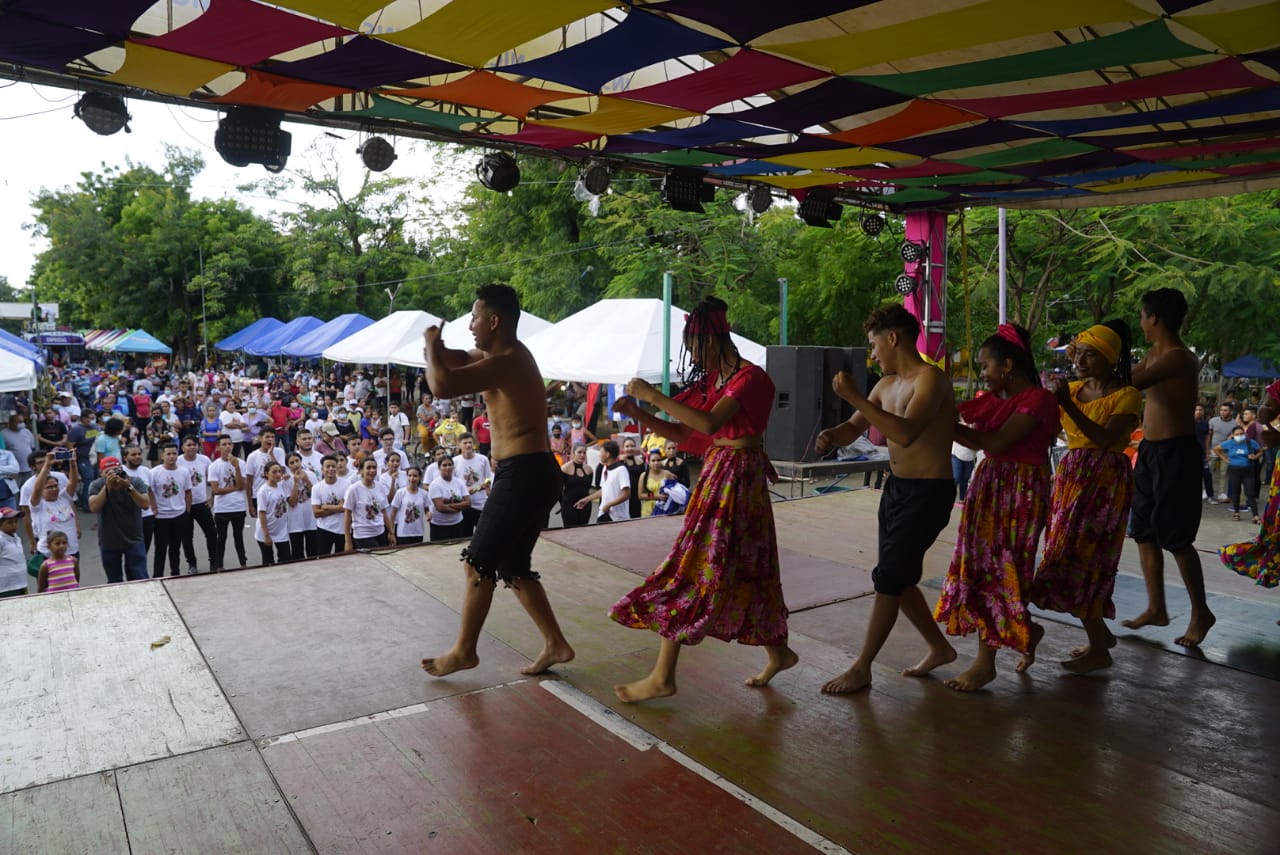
xmin=439 ymin=310 xmax=553 ymax=350
xmin=523 ymin=299 xmax=768 ymax=384
xmin=321 ymin=310 xmax=443 ymax=368
xmin=0 ymin=348 xmax=36 ymax=392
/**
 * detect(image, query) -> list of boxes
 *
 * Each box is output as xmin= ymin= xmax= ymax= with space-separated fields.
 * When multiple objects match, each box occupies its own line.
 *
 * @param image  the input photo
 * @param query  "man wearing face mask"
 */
xmin=1 ymin=415 xmax=36 ymax=487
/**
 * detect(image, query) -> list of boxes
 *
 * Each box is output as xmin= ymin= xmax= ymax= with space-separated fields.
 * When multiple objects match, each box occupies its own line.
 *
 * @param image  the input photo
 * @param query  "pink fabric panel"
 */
xmin=615 ymin=50 xmax=829 ymax=113
xmin=141 ymin=0 xmax=350 ymax=67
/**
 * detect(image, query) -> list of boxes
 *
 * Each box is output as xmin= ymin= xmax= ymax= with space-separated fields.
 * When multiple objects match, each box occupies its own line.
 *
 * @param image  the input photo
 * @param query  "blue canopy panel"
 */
xmin=215 ymin=317 xmax=283 ymax=352
xmin=242 ymin=316 xmax=323 ymax=357
xmin=279 ymin=313 xmax=375 ymax=359
xmin=1222 ymin=354 xmax=1280 ymax=379
xmin=108 ymin=329 xmax=172 ymax=354
xmin=0 ymin=328 xmax=43 ymax=361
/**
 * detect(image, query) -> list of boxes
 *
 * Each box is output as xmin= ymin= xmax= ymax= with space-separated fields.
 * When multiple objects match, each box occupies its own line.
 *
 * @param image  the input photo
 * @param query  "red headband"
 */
xmin=994 ymin=323 xmax=1025 ymax=352
xmin=685 ymin=308 xmax=730 ymax=336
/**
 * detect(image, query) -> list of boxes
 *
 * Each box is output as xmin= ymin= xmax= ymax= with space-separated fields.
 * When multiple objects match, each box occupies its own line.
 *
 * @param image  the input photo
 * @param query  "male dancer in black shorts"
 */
xmin=1124 ymin=288 xmax=1215 ymax=647
xmin=420 ymin=284 xmax=574 ymax=677
xmin=816 ymin=305 xmax=958 ymax=693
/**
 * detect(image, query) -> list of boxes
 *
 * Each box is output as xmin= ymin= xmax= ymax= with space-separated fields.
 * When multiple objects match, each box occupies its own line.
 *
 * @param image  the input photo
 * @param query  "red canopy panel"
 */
xmin=140 ymin=0 xmax=351 ymax=67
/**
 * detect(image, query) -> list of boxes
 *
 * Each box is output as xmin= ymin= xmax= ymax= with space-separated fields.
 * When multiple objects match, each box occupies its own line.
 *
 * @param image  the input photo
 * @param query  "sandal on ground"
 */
xmin=1232 ymin=512 xmax=1240 ymax=521
xmin=1253 ymin=516 xmax=1262 ymax=525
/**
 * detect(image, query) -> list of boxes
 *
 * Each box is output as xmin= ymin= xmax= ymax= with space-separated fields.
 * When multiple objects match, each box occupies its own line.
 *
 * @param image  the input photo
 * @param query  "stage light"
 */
xmin=476 ymin=152 xmax=520 ymax=192
xmin=74 ymin=92 xmax=131 ymax=136
xmin=358 ymin=136 xmax=397 ymax=172
xmin=661 ymin=168 xmax=715 ymax=213
xmin=797 ymin=189 xmax=842 ymax=228
xmin=894 ymin=273 xmax=920 ymax=296
xmin=859 ymin=212 xmax=885 ymax=237
xmin=214 ymin=107 xmax=291 ymax=172
xmin=578 ymin=162 xmax=611 ymax=196
xmin=900 ymin=240 xmax=927 ymax=264
xmin=746 ymin=185 xmax=773 ymax=214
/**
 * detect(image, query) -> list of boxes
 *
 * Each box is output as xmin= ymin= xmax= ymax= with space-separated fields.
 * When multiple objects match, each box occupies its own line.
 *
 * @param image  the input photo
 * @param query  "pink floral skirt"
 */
xmin=608 ymin=446 xmax=788 ymax=646
xmin=1031 ymin=448 xmax=1133 ymax=620
xmin=934 ymin=458 xmax=1051 ymax=651
xmin=1220 ymin=456 xmax=1280 ymax=588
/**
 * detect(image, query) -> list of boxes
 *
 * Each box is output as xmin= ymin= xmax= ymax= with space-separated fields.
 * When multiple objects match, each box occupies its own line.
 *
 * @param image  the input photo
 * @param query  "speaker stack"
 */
xmin=763 ymin=346 xmax=867 ymax=461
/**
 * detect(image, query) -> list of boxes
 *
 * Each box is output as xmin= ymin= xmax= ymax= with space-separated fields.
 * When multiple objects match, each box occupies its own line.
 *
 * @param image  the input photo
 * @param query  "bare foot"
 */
xmin=902 ymin=645 xmax=957 ymax=677
xmin=746 ymin=647 xmax=799 ymax=687
xmin=520 ymin=643 xmax=575 ymax=675
xmin=821 ymin=665 xmax=872 ymax=694
xmin=1016 ymin=623 xmax=1045 ymax=673
xmin=1061 ymin=648 xmax=1112 ymax=674
xmin=1175 ymin=610 xmax=1216 ymax=647
xmin=1121 ymin=608 xmax=1169 ymax=630
xmin=1067 ymin=630 xmax=1117 ymax=660
xmin=421 ymin=650 xmax=479 ymax=678
xmin=944 ymin=661 xmax=997 ymax=692
xmin=614 ymin=675 xmax=676 ymax=703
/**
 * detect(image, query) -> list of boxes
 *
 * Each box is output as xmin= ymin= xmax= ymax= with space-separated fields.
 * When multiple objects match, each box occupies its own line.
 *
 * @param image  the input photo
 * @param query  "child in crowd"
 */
xmin=38 ymin=531 xmax=79 ymax=593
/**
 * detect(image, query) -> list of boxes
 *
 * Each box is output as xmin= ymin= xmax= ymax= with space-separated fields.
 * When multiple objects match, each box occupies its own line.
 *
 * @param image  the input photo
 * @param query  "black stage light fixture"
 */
xmin=476 ymin=151 xmax=520 ymax=192
xmin=215 ymin=107 xmax=291 ymax=172
xmin=859 ymin=212 xmax=885 ymax=237
xmin=900 ymin=240 xmax=928 ymax=264
xmin=746 ymin=184 xmax=772 ymax=214
xmin=75 ymin=92 xmax=131 ymax=136
xmin=894 ymin=272 xmax=920 ymax=296
xmin=661 ymin=168 xmax=715 ymax=212
xmin=798 ymin=189 xmax=842 ymax=228
xmin=579 ymin=161 xmax=611 ymax=196
xmin=358 ymin=136 xmax=397 ymax=172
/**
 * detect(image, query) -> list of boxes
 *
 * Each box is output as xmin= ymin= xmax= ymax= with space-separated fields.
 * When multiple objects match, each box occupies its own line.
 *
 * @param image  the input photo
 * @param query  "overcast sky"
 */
xmin=0 ymin=81 xmax=464 ymax=295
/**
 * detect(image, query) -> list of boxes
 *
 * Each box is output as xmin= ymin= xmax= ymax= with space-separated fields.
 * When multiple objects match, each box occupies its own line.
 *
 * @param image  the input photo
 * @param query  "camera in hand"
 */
xmin=111 ymin=468 xmax=127 ymax=480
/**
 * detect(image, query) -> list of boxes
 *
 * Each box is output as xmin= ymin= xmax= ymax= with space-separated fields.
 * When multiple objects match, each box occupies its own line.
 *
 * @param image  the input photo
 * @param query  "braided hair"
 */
xmin=979 ymin=323 xmax=1040 ymax=387
xmin=679 ymin=295 xmax=738 ymax=388
xmin=1102 ymin=318 xmax=1133 ymax=386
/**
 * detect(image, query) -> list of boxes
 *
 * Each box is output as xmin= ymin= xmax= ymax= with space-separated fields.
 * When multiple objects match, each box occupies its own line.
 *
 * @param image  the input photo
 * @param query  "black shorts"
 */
xmin=872 ymin=476 xmax=954 ymax=596
xmin=461 ymin=452 xmax=559 ymax=585
xmin=1130 ymin=435 xmax=1202 ymax=551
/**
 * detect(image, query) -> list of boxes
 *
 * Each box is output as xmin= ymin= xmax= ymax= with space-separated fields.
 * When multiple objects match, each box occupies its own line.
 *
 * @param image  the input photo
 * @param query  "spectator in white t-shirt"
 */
xmin=377 ymin=450 xmax=409 ymax=503
xmin=244 ymin=430 xmax=286 ymax=516
xmin=176 ymin=436 xmax=215 ymax=574
xmin=311 ymin=455 xmax=349 ymax=556
xmin=283 ymin=451 xmax=318 ymax=559
xmin=390 ymin=467 xmax=429 ymax=545
xmin=385 ymin=401 xmax=410 ymax=447
xmin=575 ymin=440 xmax=631 ymax=523
xmin=122 ymin=445 xmax=156 ymax=552
xmin=150 ymin=442 xmax=192 ymax=578
xmin=343 ymin=458 xmax=390 ymax=551
xmin=452 ymin=433 xmax=492 ymax=537
xmin=28 ymin=453 xmax=80 ymax=563
xmin=428 ymin=457 xmax=470 ymax=542
xmin=254 ymin=461 xmax=297 ymax=566
xmin=207 ymin=435 xmax=248 ymax=570
xmin=218 ymin=406 xmax=247 ymax=458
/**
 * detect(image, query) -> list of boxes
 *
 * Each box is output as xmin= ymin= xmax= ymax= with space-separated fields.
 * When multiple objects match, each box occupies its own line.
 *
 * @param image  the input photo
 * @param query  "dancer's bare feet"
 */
xmin=902 ymin=644 xmax=957 ymax=677
xmin=1016 ymin=623 xmax=1044 ymax=673
xmin=821 ymin=665 xmax=872 ymax=694
xmin=1061 ymin=648 xmax=1112 ymax=674
xmin=421 ymin=649 xmax=479 ymax=678
xmin=614 ymin=675 xmax=676 ymax=703
xmin=1175 ymin=610 xmax=1216 ymax=647
xmin=944 ymin=661 xmax=997 ymax=692
xmin=746 ymin=647 xmax=799 ymax=687
xmin=520 ymin=642 xmax=575 ymax=675
xmin=1068 ymin=630 xmax=1117 ymax=660
xmin=1121 ymin=608 xmax=1169 ymax=630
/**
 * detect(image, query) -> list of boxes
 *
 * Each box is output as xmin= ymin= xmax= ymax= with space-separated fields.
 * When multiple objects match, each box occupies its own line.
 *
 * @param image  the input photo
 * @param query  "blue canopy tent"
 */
xmin=1222 ymin=355 xmax=1280 ymax=379
xmin=0 ymin=328 xmax=43 ymax=363
xmin=215 ymin=317 xmax=283 ymax=352
xmin=279 ymin=313 xmax=375 ymax=359
xmin=243 ymin=316 xmax=323 ymax=357
xmin=104 ymin=329 xmax=172 ymax=354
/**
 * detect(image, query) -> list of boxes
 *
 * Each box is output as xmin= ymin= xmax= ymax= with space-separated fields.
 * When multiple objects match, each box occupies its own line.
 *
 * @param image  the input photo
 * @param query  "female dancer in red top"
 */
xmin=611 ymin=297 xmax=795 ymax=702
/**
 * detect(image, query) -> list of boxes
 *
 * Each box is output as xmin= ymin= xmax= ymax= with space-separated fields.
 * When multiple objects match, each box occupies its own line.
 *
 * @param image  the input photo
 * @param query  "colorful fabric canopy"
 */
xmin=102 ymin=329 xmax=172 ymax=354
xmin=2 ymin=0 xmax=1279 ymax=210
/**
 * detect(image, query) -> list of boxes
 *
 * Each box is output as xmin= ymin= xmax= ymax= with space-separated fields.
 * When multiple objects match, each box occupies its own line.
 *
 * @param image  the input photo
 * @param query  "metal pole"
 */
xmin=778 ymin=278 xmax=788 ymax=345
xmin=199 ymin=245 xmax=207 ymax=369
xmin=661 ymin=271 xmax=673 ymax=396
xmin=997 ymin=207 xmax=1008 ymax=325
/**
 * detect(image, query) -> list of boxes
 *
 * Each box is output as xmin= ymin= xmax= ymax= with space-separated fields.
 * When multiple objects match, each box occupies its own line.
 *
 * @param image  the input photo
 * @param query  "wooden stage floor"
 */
xmin=2 ymin=489 xmax=1277 ymax=854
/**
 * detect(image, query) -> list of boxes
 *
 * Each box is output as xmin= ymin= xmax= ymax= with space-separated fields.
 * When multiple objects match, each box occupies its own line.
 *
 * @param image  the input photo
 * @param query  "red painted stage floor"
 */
xmin=2 ymin=490 xmax=1277 ymax=853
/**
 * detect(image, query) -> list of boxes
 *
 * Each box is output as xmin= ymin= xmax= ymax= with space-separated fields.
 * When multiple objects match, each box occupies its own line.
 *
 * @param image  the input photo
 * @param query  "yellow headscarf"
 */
xmin=1074 ymin=325 xmax=1120 ymax=364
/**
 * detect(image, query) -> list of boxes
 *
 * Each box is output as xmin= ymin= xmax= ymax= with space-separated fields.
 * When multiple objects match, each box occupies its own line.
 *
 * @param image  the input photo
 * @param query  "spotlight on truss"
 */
xmin=859 ymin=212 xmax=885 ymax=237
xmin=894 ymin=272 xmax=920 ymax=296
xmin=74 ymin=92 xmax=131 ymax=136
xmin=900 ymin=240 xmax=928 ymax=264
xmin=797 ymin=189 xmax=842 ymax=228
xmin=476 ymin=151 xmax=520 ymax=192
xmin=214 ymin=107 xmax=291 ymax=172
xmin=358 ymin=136 xmax=397 ymax=172
xmin=661 ymin=168 xmax=715 ymax=213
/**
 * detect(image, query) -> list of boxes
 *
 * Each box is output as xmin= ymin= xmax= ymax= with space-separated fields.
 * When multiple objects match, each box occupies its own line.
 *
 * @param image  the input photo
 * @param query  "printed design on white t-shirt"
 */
xmin=189 ymin=468 xmax=203 ymax=486
xmin=48 ymin=507 xmax=75 ymax=525
xmin=320 ymin=487 xmax=341 ymax=506
xmin=159 ymin=475 xmax=182 ymax=499
xmin=364 ymin=497 xmax=385 ymax=520
xmin=403 ymin=501 xmax=422 ymax=524
xmin=270 ymin=498 xmax=288 ymax=520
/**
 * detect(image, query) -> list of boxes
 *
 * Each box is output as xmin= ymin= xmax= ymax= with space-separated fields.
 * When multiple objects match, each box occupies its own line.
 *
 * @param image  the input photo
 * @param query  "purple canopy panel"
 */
xmin=1020 ymin=88 xmax=1280 ymax=137
xmin=8 ymin=0 xmax=156 ymax=38
xmin=726 ymin=78 xmax=906 ymax=133
xmin=631 ymin=117 xmax=783 ymax=147
xmin=887 ymin=121 xmax=1050 ymax=158
xmin=705 ymin=133 xmax=850 ymax=159
xmin=499 ymin=9 xmax=730 ymax=93
xmin=266 ymin=36 xmax=465 ymax=89
xmin=1006 ymin=150 xmax=1144 ymax=180
xmin=0 ymin=14 xmax=115 ymax=69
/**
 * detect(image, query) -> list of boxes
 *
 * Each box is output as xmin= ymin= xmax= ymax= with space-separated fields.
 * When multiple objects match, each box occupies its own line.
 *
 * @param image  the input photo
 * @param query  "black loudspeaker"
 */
xmin=764 ymin=346 xmax=867 ymax=461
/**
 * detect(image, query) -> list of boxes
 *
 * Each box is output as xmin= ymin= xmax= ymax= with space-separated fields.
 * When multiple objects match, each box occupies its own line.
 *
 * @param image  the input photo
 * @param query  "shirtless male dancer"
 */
xmin=1123 ymin=288 xmax=1215 ymax=646
xmin=816 ymin=305 xmax=959 ymax=693
xmin=421 ymin=284 xmax=575 ymax=677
